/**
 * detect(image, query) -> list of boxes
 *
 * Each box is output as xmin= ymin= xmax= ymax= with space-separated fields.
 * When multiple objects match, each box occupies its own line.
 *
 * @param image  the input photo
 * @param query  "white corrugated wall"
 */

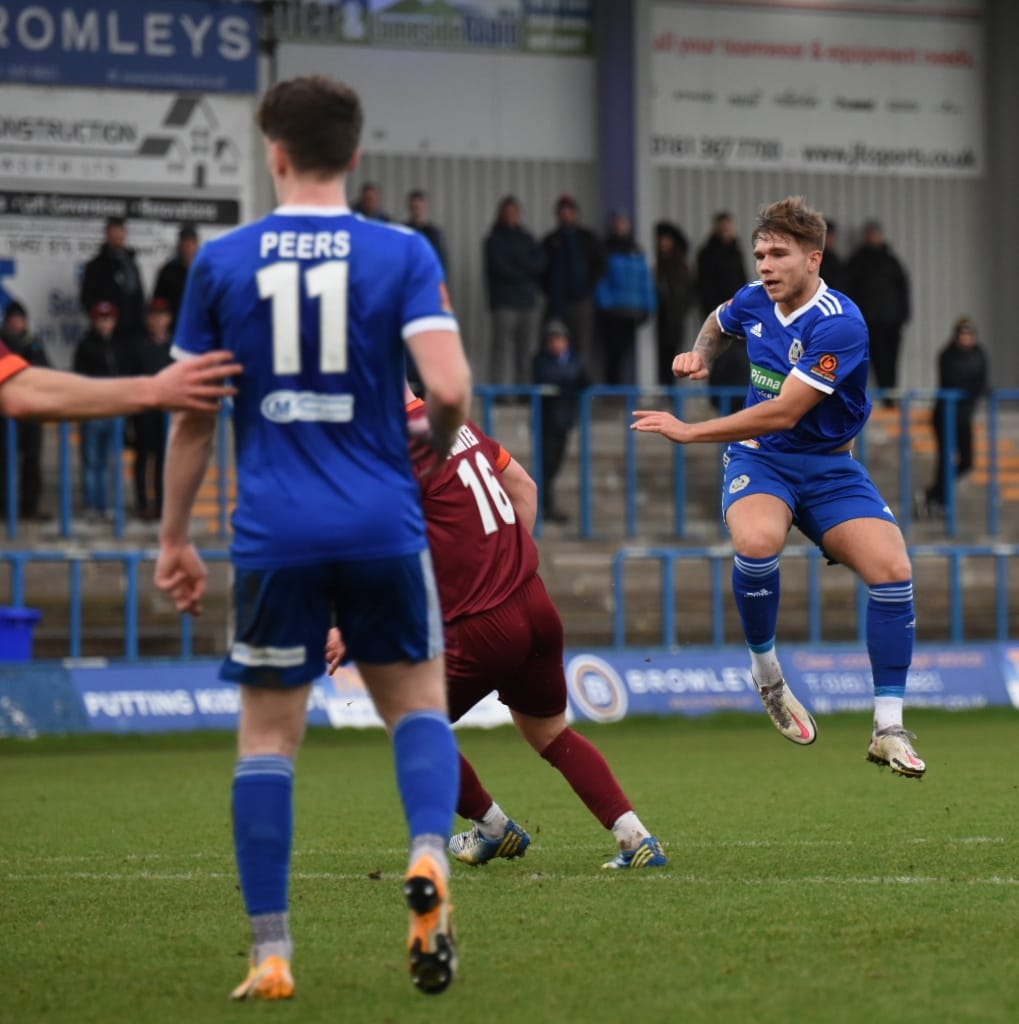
xmin=352 ymin=153 xmax=600 ymax=373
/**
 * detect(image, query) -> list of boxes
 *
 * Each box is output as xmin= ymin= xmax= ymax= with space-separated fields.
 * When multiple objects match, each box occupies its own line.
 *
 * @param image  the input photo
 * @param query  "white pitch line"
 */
xmin=4 ymin=870 xmax=1018 ymax=886
xmin=0 ymin=835 xmax=1008 ymax=867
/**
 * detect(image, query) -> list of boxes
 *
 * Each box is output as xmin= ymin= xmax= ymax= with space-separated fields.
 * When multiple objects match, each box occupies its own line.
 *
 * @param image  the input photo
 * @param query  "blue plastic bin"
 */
xmin=0 ymin=607 xmax=42 ymax=661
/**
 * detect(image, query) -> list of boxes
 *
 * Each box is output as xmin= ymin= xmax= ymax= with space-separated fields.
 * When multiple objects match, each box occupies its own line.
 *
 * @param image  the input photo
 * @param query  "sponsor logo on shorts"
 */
xmin=729 ymin=474 xmax=750 ymax=494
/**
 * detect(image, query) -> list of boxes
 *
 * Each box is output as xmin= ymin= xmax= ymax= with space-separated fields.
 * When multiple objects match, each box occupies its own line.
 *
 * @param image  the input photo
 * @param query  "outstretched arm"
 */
xmin=633 ymin=373 xmax=825 ymax=445
xmin=0 ymin=351 xmax=239 ymax=421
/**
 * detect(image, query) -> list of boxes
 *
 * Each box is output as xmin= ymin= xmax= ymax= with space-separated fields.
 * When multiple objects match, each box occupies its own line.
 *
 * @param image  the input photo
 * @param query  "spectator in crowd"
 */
xmin=594 ymin=211 xmax=656 ymax=386
xmin=533 ymin=320 xmax=589 ymax=523
xmin=540 ymin=194 xmax=605 ymax=373
xmin=80 ymin=217 xmax=145 ymax=341
xmin=484 ymin=195 xmax=544 ymax=387
xmin=819 ymin=218 xmax=849 ymax=294
xmin=73 ymin=301 xmax=132 ymax=522
xmin=653 ymin=221 xmax=694 ymax=387
xmin=153 ymin=224 xmax=200 ymax=326
xmin=0 ymin=301 xmax=51 ymax=521
xmin=697 ymin=212 xmax=750 ymax=409
xmin=847 ymin=219 xmax=910 ymax=406
xmin=352 ymin=181 xmax=390 ymax=221
xmin=921 ymin=316 xmax=989 ymax=517
xmin=130 ymin=298 xmax=175 ymax=521
xmin=405 ymin=189 xmax=448 ymax=271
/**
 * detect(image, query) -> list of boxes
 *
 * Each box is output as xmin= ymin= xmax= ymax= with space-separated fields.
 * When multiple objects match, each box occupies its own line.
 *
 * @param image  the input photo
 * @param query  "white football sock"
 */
xmin=873 ymin=696 xmax=904 ymax=732
xmin=474 ymin=802 xmax=510 ymax=840
xmin=750 ymin=647 xmax=784 ymax=687
xmin=611 ymin=811 xmax=650 ymax=851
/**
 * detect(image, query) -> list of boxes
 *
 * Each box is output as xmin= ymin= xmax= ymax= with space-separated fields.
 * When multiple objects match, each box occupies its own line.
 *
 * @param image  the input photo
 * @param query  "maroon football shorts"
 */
xmin=444 ymin=572 xmax=567 ymax=722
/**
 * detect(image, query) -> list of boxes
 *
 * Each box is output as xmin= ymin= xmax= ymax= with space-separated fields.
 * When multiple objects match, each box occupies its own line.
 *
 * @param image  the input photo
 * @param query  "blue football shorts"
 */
xmin=221 ymin=548 xmax=444 ymax=689
xmin=721 ymin=443 xmax=898 ymax=548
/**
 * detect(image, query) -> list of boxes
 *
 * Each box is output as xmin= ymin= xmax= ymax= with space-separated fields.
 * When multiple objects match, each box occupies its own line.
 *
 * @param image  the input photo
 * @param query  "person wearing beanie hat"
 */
xmin=533 ymin=314 xmax=589 ymax=522
xmin=920 ymin=315 xmax=989 ymax=516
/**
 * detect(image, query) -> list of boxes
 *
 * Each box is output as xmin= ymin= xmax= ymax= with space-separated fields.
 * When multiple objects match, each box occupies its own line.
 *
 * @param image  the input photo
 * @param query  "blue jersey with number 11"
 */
xmin=172 ymin=206 xmax=458 ymax=569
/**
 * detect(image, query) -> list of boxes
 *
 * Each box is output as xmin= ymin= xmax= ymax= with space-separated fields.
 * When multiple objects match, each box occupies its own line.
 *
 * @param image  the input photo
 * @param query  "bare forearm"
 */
xmin=687 ymin=396 xmax=801 ymax=443
xmin=160 ymin=411 xmax=216 ymax=544
xmin=691 ymin=312 xmax=733 ymax=368
xmin=0 ymin=367 xmax=158 ymax=421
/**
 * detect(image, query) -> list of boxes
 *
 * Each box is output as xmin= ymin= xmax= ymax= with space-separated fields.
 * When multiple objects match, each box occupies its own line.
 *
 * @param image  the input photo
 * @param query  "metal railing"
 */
xmin=0 ymin=548 xmax=230 ymax=660
xmin=3 ymin=388 xmax=1017 ymax=543
xmin=612 ymin=543 xmax=1018 ymax=647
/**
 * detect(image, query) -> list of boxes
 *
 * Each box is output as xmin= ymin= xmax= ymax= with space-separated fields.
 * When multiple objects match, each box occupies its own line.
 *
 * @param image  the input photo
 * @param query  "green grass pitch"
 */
xmin=2 ymin=709 xmax=1017 ymax=1024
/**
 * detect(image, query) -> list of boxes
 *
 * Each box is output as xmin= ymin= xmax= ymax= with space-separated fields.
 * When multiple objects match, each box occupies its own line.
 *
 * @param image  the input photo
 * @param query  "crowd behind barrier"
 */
xmin=3 ymin=386 xmax=1018 ymax=543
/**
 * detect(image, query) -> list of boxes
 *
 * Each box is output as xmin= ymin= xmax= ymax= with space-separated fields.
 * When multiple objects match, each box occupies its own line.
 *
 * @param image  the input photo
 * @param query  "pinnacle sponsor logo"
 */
xmin=749 ymin=363 xmax=785 ymax=394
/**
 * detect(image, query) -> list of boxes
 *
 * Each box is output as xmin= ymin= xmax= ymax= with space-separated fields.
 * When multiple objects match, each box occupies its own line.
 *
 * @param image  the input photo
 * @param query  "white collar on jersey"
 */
xmin=274 ymin=205 xmax=352 ymax=215
xmin=774 ymin=279 xmax=830 ymax=327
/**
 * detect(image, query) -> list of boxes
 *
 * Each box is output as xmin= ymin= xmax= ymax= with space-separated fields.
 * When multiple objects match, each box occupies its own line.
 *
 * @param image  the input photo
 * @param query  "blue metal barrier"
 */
xmin=3 ymin=389 xmax=1016 ymax=542
xmin=0 ymin=548 xmax=230 ymax=660
xmin=612 ymin=542 xmax=1018 ymax=647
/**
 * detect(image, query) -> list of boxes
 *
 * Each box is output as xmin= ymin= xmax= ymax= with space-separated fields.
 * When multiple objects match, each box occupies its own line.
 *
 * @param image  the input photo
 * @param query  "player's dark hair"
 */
xmin=257 ymin=75 xmax=363 ymax=176
xmin=752 ymin=196 xmax=826 ymax=252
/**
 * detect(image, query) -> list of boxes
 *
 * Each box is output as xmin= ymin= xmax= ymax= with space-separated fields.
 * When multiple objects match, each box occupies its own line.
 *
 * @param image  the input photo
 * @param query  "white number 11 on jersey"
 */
xmin=257 ymin=260 xmax=349 ymax=375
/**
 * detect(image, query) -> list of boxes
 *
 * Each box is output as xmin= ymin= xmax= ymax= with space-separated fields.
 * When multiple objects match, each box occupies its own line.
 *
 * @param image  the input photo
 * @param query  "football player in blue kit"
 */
xmin=155 ymin=76 xmax=472 ymax=998
xmin=632 ymin=196 xmax=925 ymax=780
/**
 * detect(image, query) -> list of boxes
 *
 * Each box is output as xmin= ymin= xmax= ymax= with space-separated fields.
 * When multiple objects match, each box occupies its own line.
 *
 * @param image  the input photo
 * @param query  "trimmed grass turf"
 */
xmin=2 ymin=709 xmax=1017 ymax=1024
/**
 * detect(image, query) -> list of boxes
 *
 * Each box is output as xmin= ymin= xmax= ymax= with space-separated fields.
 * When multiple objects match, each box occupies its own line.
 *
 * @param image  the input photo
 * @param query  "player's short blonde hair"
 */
xmin=752 ymin=196 xmax=826 ymax=253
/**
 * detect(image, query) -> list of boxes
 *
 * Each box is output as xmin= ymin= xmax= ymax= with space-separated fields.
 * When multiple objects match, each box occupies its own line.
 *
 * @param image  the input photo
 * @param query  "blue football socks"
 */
xmin=233 ymin=755 xmax=294 ymax=919
xmin=867 ymin=581 xmax=915 ymax=700
xmin=392 ymin=709 xmax=459 ymax=842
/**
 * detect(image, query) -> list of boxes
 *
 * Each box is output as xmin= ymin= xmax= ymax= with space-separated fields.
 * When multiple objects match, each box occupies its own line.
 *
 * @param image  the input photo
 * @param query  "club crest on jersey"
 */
xmin=728 ymin=474 xmax=750 ymax=494
xmin=788 ymin=338 xmax=803 ymax=365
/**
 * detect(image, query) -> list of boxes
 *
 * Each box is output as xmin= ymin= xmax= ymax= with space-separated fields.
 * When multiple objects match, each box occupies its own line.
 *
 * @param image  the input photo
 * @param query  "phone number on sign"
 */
xmin=650 ymin=134 xmax=783 ymax=162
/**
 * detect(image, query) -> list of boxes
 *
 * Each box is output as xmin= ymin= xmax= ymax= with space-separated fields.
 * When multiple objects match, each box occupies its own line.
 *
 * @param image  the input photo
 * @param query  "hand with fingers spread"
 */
xmin=153 ymin=351 xmax=242 ymax=412
xmin=154 ymin=541 xmax=207 ymax=616
xmin=631 ymin=409 xmax=696 ymax=444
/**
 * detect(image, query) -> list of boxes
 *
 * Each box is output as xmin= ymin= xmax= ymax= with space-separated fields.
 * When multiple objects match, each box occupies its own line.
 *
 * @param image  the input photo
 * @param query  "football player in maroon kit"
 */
xmin=328 ymin=393 xmax=666 ymax=870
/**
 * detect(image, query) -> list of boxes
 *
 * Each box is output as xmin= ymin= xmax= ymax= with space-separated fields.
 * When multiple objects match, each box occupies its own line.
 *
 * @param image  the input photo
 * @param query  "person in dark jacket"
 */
xmin=653 ymin=221 xmax=694 ymax=386
xmin=697 ymin=212 xmax=750 ymax=409
xmin=80 ymin=217 xmax=145 ymax=341
xmin=153 ymin=224 xmax=199 ymax=326
xmin=484 ymin=195 xmax=545 ymax=386
xmin=819 ymin=218 xmax=849 ymax=294
xmin=594 ymin=211 xmax=656 ymax=386
xmin=405 ymin=189 xmax=448 ymax=271
xmin=847 ymin=220 xmax=910 ymax=405
xmin=0 ymin=301 xmax=51 ymax=520
xmin=540 ymin=195 xmax=605 ymax=374
xmin=533 ymin=319 xmax=590 ymax=523
xmin=73 ymin=302 xmax=133 ymax=521
xmin=922 ymin=316 xmax=989 ymax=515
xmin=129 ymin=298 xmax=176 ymax=520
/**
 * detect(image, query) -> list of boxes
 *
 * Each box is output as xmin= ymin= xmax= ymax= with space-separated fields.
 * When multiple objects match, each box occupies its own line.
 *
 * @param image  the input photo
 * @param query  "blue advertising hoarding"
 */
xmin=0 ymin=0 xmax=257 ymax=93
xmin=0 ymin=645 xmax=1016 ymax=738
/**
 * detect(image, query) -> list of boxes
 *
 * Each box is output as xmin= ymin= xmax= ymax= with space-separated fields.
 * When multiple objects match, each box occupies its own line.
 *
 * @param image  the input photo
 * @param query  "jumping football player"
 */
xmin=633 ymin=196 xmax=924 ymax=779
